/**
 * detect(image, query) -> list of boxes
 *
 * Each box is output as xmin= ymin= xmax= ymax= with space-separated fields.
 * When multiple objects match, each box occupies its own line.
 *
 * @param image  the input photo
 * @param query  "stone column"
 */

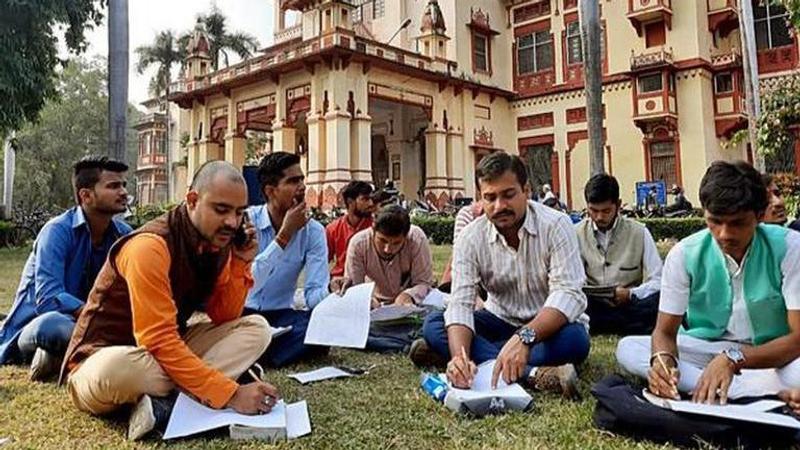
xmin=425 ymin=124 xmax=449 ymax=208
xmin=224 ymin=132 xmax=247 ymax=168
xmin=323 ymin=107 xmax=352 ymax=207
xmin=186 ymin=140 xmax=200 ymax=188
xmin=306 ymin=111 xmax=326 ymax=207
xmin=447 ymin=128 xmax=465 ymax=199
xmin=351 ymin=110 xmax=372 ymax=182
xmin=272 ymin=121 xmax=297 ymax=153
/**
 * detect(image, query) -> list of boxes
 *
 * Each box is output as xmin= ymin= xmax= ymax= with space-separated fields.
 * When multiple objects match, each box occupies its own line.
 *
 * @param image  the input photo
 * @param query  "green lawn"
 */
xmin=0 ymin=245 xmax=680 ymax=449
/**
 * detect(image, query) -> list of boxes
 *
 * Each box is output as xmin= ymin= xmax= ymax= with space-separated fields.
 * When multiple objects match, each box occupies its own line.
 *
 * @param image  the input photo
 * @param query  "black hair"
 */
xmin=72 ymin=155 xmax=128 ymax=205
xmin=762 ymin=173 xmax=775 ymax=188
xmin=584 ymin=173 xmax=620 ymax=204
xmin=475 ymin=151 xmax=528 ymax=189
xmin=257 ymin=152 xmax=300 ymax=198
xmin=699 ymin=160 xmax=768 ymax=216
xmin=373 ymin=205 xmax=411 ymax=237
xmin=342 ymin=181 xmax=374 ymax=207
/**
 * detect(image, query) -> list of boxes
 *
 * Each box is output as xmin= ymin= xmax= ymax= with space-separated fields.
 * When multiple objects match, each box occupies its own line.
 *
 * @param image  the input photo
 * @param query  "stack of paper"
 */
xmin=370 ymin=304 xmax=425 ymax=324
xmin=422 ymin=289 xmax=449 ymax=309
xmin=289 ymin=367 xmax=354 ymax=384
xmin=642 ymin=389 xmax=800 ymax=429
xmin=444 ymin=360 xmax=533 ymax=415
xmin=163 ymin=393 xmax=312 ymax=441
xmin=304 ymin=282 xmax=374 ymax=349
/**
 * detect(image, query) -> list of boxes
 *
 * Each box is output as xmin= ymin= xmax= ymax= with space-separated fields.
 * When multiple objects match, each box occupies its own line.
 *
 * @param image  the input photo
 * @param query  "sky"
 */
xmin=78 ymin=0 xmax=276 ymax=109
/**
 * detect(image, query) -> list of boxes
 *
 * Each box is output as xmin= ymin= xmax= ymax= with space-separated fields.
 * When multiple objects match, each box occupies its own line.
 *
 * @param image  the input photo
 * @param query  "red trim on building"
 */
xmin=518 ymin=112 xmax=554 ymax=131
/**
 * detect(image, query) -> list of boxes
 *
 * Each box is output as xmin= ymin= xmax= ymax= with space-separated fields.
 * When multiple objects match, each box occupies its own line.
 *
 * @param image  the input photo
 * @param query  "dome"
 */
xmin=420 ymin=0 xmax=446 ymax=35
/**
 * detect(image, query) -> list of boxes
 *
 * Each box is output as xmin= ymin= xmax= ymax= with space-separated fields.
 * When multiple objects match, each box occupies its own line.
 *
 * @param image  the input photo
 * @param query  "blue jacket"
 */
xmin=0 ymin=207 xmax=132 ymax=363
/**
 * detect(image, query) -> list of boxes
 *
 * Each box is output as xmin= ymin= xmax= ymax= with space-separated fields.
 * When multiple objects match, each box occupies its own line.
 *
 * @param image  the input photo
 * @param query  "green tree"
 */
xmin=775 ymin=0 xmax=800 ymax=28
xmin=136 ymin=30 xmax=185 ymax=99
xmin=0 ymin=0 xmax=105 ymax=137
xmin=193 ymin=6 xmax=259 ymax=70
xmin=8 ymin=58 xmax=140 ymax=210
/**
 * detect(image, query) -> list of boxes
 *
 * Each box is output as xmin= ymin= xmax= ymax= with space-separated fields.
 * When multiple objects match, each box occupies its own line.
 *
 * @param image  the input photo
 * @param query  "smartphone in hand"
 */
xmin=233 ymin=211 xmax=251 ymax=248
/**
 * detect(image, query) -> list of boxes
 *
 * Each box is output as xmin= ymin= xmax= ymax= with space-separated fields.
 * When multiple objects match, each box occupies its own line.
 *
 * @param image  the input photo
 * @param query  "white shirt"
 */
xmin=445 ymin=201 xmax=589 ymax=332
xmin=591 ymin=218 xmax=663 ymax=299
xmin=659 ymin=230 xmax=800 ymax=343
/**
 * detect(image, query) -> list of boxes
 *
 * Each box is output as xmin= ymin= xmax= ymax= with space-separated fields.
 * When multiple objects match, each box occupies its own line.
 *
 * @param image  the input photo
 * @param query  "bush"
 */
xmin=639 ymin=217 xmax=706 ymax=241
xmin=126 ymin=203 xmax=174 ymax=229
xmin=412 ymin=216 xmax=455 ymax=245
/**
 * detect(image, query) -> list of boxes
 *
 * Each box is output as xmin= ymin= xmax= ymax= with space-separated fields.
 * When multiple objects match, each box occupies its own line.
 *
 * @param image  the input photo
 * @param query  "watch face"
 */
xmin=726 ymin=348 xmax=744 ymax=363
xmin=517 ymin=327 xmax=535 ymax=345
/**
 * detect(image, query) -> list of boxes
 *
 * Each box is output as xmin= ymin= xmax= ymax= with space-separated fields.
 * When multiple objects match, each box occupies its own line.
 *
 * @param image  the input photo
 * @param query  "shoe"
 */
xmin=28 ymin=348 xmax=62 ymax=382
xmin=127 ymin=394 xmax=174 ymax=441
xmin=409 ymin=338 xmax=447 ymax=368
xmin=528 ymin=363 xmax=580 ymax=400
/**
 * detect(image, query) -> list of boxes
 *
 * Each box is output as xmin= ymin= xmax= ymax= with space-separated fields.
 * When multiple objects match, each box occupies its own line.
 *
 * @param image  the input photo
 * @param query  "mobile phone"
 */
xmin=233 ymin=211 xmax=251 ymax=247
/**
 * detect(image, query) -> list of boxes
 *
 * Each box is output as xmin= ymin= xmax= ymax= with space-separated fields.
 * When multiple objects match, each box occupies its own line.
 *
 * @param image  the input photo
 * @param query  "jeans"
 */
xmin=422 ymin=309 xmax=590 ymax=377
xmin=585 ymin=292 xmax=660 ymax=336
xmin=17 ymin=311 xmax=75 ymax=361
xmin=243 ymin=308 xmax=329 ymax=368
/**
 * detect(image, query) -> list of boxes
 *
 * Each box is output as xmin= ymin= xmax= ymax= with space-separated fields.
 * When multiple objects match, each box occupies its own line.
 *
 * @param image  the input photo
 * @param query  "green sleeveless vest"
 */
xmin=681 ymin=224 xmax=788 ymax=345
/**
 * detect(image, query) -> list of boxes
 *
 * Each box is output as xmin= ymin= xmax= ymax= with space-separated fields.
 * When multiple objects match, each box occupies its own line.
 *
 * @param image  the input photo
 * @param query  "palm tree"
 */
xmin=196 ymin=6 xmax=259 ymax=70
xmin=135 ymin=30 xmax=185 ymax=200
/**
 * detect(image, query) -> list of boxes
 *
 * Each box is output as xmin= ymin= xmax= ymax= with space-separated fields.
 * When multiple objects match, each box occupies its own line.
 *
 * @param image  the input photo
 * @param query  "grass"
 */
xmin=0 ymin=245 xmax=681 ymax=449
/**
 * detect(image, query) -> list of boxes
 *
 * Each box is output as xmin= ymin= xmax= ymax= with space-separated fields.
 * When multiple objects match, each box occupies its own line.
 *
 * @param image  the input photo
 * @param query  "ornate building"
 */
xmin=169 ymin=0 xmax=800 ymax=209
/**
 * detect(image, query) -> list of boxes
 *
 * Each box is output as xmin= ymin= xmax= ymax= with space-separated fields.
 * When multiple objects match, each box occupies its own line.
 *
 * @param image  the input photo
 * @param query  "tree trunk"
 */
xmin=108 ymin=0 xmax=129 ymax=162
xmin=739 ymin=0 xmax=765 ymax=171
xmin=3 ymin=131 xmax=15 ymax=220
xmin=580 ymin=0 xmax=605 ymax=175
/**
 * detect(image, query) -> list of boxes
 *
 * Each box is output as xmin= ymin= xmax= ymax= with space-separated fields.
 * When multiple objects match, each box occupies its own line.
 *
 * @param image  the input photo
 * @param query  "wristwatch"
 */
xmin=516 ymin=326 xmax=537 ymax=346
xmin=722 ymin=347 xmax=746 ymax=374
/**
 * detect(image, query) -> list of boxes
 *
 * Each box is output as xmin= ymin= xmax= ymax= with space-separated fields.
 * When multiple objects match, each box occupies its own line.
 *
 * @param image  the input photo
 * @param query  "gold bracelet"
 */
xmin=649 ymin=351 xmax=678 ymax=367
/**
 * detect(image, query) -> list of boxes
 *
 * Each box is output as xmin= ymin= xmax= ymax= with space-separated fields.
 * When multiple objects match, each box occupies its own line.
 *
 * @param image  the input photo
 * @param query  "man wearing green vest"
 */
xmin=576 ymin=174 xmax=662 ymax=335
xmin=616 ymin=161 xmax=800 ymax=403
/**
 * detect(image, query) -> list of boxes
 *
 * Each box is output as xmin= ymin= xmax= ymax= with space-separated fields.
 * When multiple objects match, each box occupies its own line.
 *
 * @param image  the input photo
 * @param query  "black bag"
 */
xmin=591 ymin=375 xmax=799 ymax=449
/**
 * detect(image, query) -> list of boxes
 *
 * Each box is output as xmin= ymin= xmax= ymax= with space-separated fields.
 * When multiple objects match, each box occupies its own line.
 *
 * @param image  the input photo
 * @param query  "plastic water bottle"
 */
xmin=420 ymin=373 xmax=449 ymax=402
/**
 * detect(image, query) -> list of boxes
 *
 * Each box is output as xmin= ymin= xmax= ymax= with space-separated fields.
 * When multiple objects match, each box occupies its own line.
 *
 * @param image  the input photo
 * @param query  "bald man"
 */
xmin=60 ymin=161 xmax=277 ymax=441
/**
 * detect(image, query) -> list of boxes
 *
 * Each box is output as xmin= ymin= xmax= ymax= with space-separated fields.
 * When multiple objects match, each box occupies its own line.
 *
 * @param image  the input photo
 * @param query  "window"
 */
xmin=644 ymin=21 xmax=666 ymax=48
xmin=473 ymin=33 xmax=490 ymax=72
xmin=754 ymin=1 xmax=792 ymax=50
xmin=517 ymin=31 xmax=553 ymax=75
xmin=373 ymin=0 xmax=385 ymax=19
xmin=714 ymin=73 xmax=734 ymax=93
xmin=566 ymin=21 xmax=582 ymax=64
xmin=649 ymin=141 xmax=678 ymax=187
xmin=638 ymin=73 xmax=663 ymax=93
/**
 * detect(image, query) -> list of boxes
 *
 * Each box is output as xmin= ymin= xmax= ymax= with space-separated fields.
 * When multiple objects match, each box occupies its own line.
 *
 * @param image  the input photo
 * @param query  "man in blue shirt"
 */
xmin=244 ymin=152 xmax=329 ymax=367
xmin=0 ymin=156 xmax=132 ymax=381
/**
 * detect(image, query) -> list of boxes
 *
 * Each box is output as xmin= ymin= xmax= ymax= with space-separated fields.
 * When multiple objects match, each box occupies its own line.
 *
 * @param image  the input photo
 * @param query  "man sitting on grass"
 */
xmin=326 ymin=180 xmax=375 ymax=279
xmin=415 ymin=152 xmax=590 ymax=398
xmin=0 ymin=156 xmax=131 ymax=381
xmin=60 ymin=161 xmax=276 ymax=441
xmin=244 ymin=152 xmax=330 ymax=367
xmin=617 ymin=161 xmax=800 ymax=403
xmin=577 ymin=173 xmax=662 ymax=335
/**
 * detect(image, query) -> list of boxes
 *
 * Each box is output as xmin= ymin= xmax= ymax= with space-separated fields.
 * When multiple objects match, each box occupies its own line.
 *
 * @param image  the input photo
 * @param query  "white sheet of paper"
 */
xmin=286 ymin=401 xmax=312 ymax=439
xmin=447 ymin=359 xmax=530 ymax=400
xmin=164 ymin=393 xmax=286 ymax=440
xmin=470 ymin=360 xmax=509 ymax=391
xmin=288 ymin=366 xmax=353 ymax=384
xmin=304 ymin=282 xmax=373 ymax=348
xmin=271 ymin=325 xmax=292 ymax=339
xmin=422 ymin=289 xmax=448 ymax=308
xmin=642 ymin=390 xmax=800 ymax=429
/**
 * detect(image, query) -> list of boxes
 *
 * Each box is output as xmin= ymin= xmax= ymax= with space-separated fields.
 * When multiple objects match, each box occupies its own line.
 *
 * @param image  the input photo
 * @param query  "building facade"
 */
xmin=134 ymin=98 xmax=190 ymax=206
xmin=169 ymin=0 xmax=800 ymax=209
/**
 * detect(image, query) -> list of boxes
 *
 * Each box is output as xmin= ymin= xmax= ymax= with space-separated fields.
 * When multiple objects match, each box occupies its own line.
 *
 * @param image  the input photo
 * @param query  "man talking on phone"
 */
xmin=244 ymin=152 xmax=330 ymax=367
xmin=60 ymin=161 xmax=276 ymax=441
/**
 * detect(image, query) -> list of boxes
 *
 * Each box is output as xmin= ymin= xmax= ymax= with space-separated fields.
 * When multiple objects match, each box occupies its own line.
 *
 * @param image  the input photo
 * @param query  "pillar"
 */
xmin=425 ymin=124 xmax=449 ymax=207
xmin=272 ymin=120 xmax=297 ymax=153
xmin=186 ymin=140 xmax=200 ymax=188
xmin=447 ymin=128 xmax=465 ymax=199
xmin=306 ymin=112 xmax=326 ymax=207
xmin=224 ymin=132 xmax=246 ymax=168
xmin=350 ymin=111 xmax=372 ymax=182
xmin=198 ymin=139 xmax=222 ymax=164
xmin=323 ymin=107 xmax=352 ymax=207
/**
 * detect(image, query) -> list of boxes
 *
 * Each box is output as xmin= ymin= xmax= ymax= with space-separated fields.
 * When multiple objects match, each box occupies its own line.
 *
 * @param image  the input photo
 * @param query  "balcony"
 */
xmin=627 ymin=0 xmax=672 ymax=36
xmin=274 ymin=24 xmax=302 ymax=45
xmin=630 ymin=48 xmax=674 ymax=72
xmin=708 ymin=0 xmax=739 ymax=37
xmin=710 ymin=47 xmax=742 ymax=69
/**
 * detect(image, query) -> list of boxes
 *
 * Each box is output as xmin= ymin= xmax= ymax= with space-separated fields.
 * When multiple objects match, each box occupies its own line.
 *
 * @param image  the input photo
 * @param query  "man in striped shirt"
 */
xmin=416 ymin=152 xmax=590 ymax=397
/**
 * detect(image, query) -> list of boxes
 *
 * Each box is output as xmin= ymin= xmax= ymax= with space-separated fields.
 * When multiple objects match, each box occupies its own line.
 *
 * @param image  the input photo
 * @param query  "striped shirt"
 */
xmin=453 ymin=204 xmax=480 ymax=243
xmin=445 ymin=200 xmax=589 ymax=331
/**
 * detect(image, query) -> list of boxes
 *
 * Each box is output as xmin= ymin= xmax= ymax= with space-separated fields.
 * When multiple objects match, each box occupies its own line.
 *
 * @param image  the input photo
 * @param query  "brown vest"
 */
xmin=59 ymin=204 xmax=230 ymax=383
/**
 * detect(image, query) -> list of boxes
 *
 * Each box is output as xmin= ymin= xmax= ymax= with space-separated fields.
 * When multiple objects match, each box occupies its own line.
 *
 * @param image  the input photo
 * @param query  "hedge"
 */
xmin=411 ymin=215 xmax=705 ymax=245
